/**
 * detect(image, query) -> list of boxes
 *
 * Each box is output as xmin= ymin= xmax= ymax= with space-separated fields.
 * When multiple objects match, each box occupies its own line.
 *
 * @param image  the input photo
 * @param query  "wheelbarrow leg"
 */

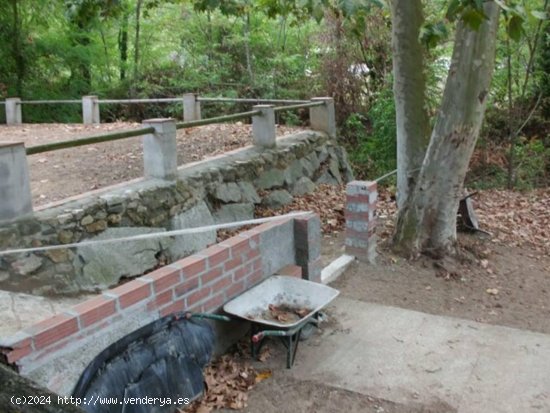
xmin=285 ymin=330 xmax=302 ymax=369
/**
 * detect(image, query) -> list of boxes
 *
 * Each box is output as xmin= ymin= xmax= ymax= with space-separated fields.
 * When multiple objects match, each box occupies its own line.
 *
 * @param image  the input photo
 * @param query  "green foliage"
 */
xmin=420 ymin=22 xmax=449 ymax=49
xmin=0 ymin=0 xmax=546 ymax=191
xmin=511 ymin=139 xmax=550 ymax=189
xmin=343 ymin=88 xmax=396 ymax=180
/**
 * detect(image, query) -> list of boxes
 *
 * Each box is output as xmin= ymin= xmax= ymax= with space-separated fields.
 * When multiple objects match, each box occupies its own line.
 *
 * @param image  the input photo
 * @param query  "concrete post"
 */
xmin=142 ymin=118 xmax=178 ymax=181
xmin=183 ymin=93 xmax=201 ymax=121
xmin=6 ymin=98 xmax=22 ymax=125
xmin=252 ymin=105 xmax=276 ymax=149
xmin=0 ymin=142 xmax=33 ymax=222
xmin=82 ymin=96 xmax=100 ymax=125
xmin=344 ymin=180 xmax=377 ymax=264
xmin=310 ymin=97 xmax=336 ymax=138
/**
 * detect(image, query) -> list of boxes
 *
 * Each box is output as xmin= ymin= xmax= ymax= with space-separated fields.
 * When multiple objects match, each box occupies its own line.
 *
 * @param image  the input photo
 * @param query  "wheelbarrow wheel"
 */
xmin=299 ymin=323 xmax=317 ymax=341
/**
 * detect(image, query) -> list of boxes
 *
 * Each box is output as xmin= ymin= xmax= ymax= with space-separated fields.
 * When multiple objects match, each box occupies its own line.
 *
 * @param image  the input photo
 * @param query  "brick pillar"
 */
xmin=345 ymin=181 xmax=377 ymax=263
xmin=142 ymin=118 xmax=178 ymax=180
xmin=183 ymin=93 xmax=201 ymax=121
xmin=294 ymin=212 xmax=322 ymax=283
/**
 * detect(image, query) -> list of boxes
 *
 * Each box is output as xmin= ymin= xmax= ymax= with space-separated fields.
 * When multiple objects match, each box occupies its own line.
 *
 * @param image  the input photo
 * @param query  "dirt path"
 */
xmin=334 ymin=238 xmax=550 ymax=335
xmin=0 ymin=123 xmax=300 ymax=207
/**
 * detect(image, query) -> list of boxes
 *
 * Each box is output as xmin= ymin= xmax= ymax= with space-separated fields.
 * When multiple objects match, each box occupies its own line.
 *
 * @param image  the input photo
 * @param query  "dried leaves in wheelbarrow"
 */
xmin=265 ymin=304 xmax=312 ymax=324
xmin=183 ymin=352 xmax=272 ymax=413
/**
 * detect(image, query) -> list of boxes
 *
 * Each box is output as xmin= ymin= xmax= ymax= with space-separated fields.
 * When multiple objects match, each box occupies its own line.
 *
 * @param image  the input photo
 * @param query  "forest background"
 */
xmin=0 ymin=0 xmax=548 ymax=189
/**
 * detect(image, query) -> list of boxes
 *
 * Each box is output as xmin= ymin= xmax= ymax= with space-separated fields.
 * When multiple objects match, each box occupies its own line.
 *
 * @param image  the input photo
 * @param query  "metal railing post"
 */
xmin=183 ymin=93 xmax=201 ymax=122
xmin=6 ymin=98 xmax=22 ymax=125
xmin=142 ymin=118 xmax=178 ymax=181
xmin=82 ymin=95 xmax=100 ymax=125
xmin=252 ymin=105 xmax=276 ymax=149
xmin=309 ymin=97 xmax=336 ymax=138
xmin=0 ymin=142 xmax=33 ymax=222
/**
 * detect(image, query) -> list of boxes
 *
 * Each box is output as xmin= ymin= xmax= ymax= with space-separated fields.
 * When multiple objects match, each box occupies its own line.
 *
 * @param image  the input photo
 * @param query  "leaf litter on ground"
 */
xmin=182 ymin=341 xmax=273 ymax=413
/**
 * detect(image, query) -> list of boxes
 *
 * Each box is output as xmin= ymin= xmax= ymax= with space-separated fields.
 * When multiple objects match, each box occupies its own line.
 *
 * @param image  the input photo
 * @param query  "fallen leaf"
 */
xmin=255 ymin=370 xmax=272 ymax=383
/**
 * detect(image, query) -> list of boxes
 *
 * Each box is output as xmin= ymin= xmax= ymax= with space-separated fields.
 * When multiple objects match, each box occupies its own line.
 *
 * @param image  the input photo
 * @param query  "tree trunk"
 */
xmin=118 ymin=6 xmax=129 ymax=81
xmin=244 ymin=12 xmax=254 ymax=85
xmin=393 ymin=2 xmax=500 ymax=256
xmin=389 ymin=0 xmax=430 ymax=210
xmin=133 ymin=0 xmax=143 ymax=85
xmin=11 ymin=0 xmax=24 ymax=96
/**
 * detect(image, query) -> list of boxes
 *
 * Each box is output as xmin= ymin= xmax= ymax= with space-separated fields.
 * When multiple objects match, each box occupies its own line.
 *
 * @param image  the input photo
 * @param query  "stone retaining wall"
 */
xmin=0 ymin=130 xmax=352 ymax=295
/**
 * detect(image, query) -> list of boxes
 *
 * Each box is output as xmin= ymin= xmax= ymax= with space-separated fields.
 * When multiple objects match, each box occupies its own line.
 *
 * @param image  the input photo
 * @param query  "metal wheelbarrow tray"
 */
xmin=224 ymin=275 xmax=339 ymax=368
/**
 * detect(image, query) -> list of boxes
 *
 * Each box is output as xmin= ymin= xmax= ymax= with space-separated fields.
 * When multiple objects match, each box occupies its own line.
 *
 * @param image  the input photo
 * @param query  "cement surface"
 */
xmin=286 ymin=297 xmax=550 ymax=413
xmin=0 ymin=290 xmax=92 ymax=340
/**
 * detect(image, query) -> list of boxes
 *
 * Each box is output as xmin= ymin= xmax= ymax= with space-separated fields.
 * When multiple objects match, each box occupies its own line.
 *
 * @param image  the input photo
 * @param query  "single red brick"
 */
xmin=72 ymin=296 xmax=117 ymax=328
xmin=5 ymin=345 xmax=33 ymax=364
xmin=200 ymin=293 xmax=225 ymax=313
xmin=246 ymin=269 xmax=263 ymax=287
xmin=159 ymin=299 xmax=185 ymax=317
xmin=174 ymin=277 xmax=200 ymax=297
xmin=201 ymin=266 xmax=223 ymax=285
xmin=211 ymin=275 xmax=231 ymax=292
xmin=224 ymin=256 xmax=243 ymax=271
xmin=346 ymin=194 xmax=371 ymax=205
xmin=147 ymin=289 xmax=174 ymax=312
xmin=176 ymin=255 xmax=207 ymax=278
xmin=233 ymin=262 xmax=252 ymax=281
xmin=277 ymin=264 xmax=302 ymax=277
xmin=186 ymin=287 xmax=210 ymax=307
xmin=244 ymin=248 xmax=260 ymax=261
xmin=143 ymin=266 xmax=181 ymax=293
xmin=225 ymin=280 xmax=245 ymax=299
xmin=344 ymin=210 xmax=370 ymax=221
xmin=31 ymin=314 xmax=79 ymax=350
xmin=108 ymin=281 xmax=152 ymax=309
xmin=199 ymin=244 xmax=230 ymax=268
xmin=220 ymin=236 xmax=250 ymax=258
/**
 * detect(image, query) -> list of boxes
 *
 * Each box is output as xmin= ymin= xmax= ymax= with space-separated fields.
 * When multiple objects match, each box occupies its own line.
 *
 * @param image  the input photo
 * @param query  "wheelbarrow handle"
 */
xmin=183 ymin=312 xmax=233 ymax=322
xmin=252 ymin=325 xmax=303 ymax=342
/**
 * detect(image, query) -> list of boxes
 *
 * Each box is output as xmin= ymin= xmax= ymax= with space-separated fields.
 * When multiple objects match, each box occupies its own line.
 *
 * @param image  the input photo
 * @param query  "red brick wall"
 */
xmin=1 ymin=215 xmax=315 ymax=371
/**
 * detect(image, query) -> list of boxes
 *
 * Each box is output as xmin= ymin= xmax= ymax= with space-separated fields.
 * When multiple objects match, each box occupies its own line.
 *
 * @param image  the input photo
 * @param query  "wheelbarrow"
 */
xmin=187 ymin=275 xmax=339 ymax=368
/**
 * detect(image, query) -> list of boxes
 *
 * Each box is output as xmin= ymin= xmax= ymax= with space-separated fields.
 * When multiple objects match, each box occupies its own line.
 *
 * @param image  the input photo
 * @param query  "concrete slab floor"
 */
xmin=0 ymin=290 xmax=93 ymax=340
xmin=267 ymin=297 xmax=550 ymax=413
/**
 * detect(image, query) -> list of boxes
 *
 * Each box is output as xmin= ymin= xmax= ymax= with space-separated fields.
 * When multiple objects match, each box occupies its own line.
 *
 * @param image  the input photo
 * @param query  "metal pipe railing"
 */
xmin=175 ymin=110 xmax=262 ymax=130
xmin=25 ymin=126 xmax=155 ymax=155
xmin=273 ymin=101 xmax=324 ymax=113
xmin=18 ymin=100 xmax=81 ymax=105
xmin=197 ymin=97 xmax=308 ymax=104
xmin=99 ymin=98 xmax=183 ymax=104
